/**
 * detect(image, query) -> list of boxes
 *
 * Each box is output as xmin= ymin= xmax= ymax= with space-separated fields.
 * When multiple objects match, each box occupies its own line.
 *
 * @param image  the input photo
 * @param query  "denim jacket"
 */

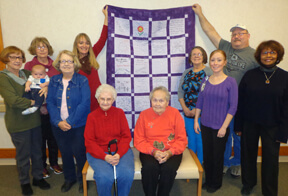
xmin=47 ymin=72 xmax=91 ymax=128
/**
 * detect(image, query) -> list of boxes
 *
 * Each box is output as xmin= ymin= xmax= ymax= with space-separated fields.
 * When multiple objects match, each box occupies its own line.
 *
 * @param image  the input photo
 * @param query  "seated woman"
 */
xmin=235 ymin=40 xmax=288 ymax=196
xmin=134 ymin=86 xmax=188 ymax=196
xmin=84 ymin=84 xmax=134 ymax=196
xmin=46 ymin=50 xmax=91 ymax=193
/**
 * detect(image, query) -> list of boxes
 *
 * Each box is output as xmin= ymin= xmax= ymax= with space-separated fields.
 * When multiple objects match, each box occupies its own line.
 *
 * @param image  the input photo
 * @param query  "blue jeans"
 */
xmin=52 ymin=125 xmax=86 ymax=182
xmin=87 ymin=148 xmax=134 ymax=196
xmin=224 ymin=118 xmax=241 ymax=167
xmin=23 ymin=88 xmax=44 ymax=108
xmin=184 ymin=116 xmax=203 ymax=163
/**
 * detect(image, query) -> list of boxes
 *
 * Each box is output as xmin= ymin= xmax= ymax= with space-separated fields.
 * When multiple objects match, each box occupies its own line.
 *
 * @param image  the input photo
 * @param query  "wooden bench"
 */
xmin=82 ymin=148 xmax=203 ymax=196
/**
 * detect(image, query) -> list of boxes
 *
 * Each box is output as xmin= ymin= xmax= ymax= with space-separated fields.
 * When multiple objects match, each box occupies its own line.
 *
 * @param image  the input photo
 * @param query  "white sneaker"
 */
xmin=22 ymin=106 xmax=38 ymax=115
xmin=223 ymin=166 xmax=230 ymax=175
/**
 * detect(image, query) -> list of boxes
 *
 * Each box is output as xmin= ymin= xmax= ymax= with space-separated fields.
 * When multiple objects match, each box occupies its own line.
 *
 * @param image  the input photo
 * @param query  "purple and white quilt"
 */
xmin=106 ymin=5 xmax=195 ymax=132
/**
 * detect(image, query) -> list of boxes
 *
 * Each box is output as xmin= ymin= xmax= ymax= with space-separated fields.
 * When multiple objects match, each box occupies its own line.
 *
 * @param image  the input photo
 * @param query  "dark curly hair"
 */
xmin=254 ymin=40 xmax=284 ymax=65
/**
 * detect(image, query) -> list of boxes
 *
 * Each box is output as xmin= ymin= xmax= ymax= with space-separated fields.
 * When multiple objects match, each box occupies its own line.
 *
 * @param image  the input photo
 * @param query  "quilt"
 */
xmin=106 ymin=5 xmax=195 ymax=132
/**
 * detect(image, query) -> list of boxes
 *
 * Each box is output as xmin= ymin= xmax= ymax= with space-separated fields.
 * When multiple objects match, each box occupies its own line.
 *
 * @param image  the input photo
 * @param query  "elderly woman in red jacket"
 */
xmin=84 ymin=84 xmax=134 ymax=196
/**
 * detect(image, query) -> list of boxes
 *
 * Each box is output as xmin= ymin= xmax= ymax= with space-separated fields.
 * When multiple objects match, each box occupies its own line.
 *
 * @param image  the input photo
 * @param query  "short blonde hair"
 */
xmin=73 ymin=33 xmax=100 ymax=70
xmin=95 ymin=84 xmax=117 ymax=100
xmin=31 ymin=64 xmax=46 ymax=74
xmin=52 ymin=50 xmax=81 ymax=72
xmin=28 ymin=37 xmax=54 ymax=56
xmin=0 ymin=46 xmax=26 ymax=64
xmin=149 ymin=86 xmax=170 ymax=102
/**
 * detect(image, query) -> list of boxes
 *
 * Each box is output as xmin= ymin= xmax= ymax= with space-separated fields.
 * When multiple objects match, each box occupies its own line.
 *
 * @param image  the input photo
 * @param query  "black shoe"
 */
xmin=32 ymin=178 xmax=50 ymax=190
xmin=202 ymin=183 xmax=208 ymax=190
xmin=241 ymin=186 xmax=253 ymax=195
xmin=79 ymin=182 xmax=83 ymax=193
xmin=79 ymin=182 xmax=89 ymax=193
xmin=61 ymin=181 xmax=76 ymax=192
xmin=21 ymin=183 xmax=33 ymax=196
xmin=207 ymin=187 xmax=220 ymax=193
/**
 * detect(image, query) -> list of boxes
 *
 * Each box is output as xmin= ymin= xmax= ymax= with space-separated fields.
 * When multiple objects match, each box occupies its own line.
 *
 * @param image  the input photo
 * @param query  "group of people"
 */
xmin=0 ymin=3 xmax=287 ymax=196
xmin=0 ymin=6 xmax=108 ymax=196
xmin=177 ymin=3 xmax=287 ymax=196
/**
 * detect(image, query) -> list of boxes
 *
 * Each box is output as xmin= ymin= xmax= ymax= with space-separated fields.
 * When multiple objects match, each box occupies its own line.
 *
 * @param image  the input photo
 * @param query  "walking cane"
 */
xmin=108 ymin=139 xmax=118 ymax=196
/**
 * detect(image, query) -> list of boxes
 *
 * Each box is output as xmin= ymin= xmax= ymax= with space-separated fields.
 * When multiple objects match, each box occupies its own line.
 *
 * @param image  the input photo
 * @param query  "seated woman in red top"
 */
xmin=84 ymin=84 xmax=134 ymax=196
xmin=72 ymin=6 xmax=108 ymax=111
xmin=134 ymin=86 xmax=188 ymax=196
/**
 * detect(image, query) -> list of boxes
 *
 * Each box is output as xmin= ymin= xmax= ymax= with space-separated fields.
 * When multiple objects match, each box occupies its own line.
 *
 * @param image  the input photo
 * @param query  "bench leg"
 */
xmin=197 ymin=172 xmax=203 ymax=196
xmin=83 ymin=175 xmax=88 ymax=196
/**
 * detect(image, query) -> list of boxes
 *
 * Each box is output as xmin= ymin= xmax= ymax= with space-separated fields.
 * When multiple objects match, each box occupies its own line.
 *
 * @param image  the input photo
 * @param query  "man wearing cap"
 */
xmin=191 ymin=2 xmax=258 ymax=187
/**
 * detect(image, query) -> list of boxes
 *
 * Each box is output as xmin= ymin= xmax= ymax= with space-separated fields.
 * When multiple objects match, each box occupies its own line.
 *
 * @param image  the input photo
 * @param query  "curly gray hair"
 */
xmin=95 ymin=84 xmax=117 ymax=100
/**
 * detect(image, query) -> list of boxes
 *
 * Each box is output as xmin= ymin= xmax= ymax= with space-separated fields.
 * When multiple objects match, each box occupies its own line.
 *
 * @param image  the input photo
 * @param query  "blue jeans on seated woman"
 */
xmin=87 ymin=148 xmax=134 ymax=196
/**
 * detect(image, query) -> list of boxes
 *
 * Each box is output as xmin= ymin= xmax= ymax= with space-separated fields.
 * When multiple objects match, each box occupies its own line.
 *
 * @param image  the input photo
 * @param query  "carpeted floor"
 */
xmin=0 ymin=163 xmax=288 ymax=196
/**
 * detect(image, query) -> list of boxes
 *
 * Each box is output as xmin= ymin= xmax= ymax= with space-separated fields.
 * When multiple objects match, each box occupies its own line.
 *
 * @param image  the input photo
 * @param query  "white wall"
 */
xmin=0 ymin=0 xmax=287 ymax=148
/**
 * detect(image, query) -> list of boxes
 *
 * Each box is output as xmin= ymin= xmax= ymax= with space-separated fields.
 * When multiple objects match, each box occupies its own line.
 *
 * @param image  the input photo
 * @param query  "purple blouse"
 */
xmin=196 ymin=76 xmax=238 ymax=129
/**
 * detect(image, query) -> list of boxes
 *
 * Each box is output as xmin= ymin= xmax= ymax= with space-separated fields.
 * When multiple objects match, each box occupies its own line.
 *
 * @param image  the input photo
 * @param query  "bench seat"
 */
xmin=82 ymin=147 xmax=203 ymax=196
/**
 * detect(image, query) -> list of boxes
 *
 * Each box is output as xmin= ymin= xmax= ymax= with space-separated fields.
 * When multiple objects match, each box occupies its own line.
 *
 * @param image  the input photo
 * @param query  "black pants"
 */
xmin=241 ymin=121 xmax=280 ymax=196
xmin=140 ymin=152 xmax=182 ymax=196
xmin=41 ymin=114 xmax=59 ymax=168
xmin=10 ymin=127 xmax=43 ymax=184
xmin=201 ymin=124 xmax=229 ymax=189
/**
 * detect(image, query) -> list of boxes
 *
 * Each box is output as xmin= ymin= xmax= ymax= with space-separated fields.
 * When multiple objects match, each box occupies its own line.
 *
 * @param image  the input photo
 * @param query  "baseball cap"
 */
xmin=230 ymin=24 xmax=248 ymax=32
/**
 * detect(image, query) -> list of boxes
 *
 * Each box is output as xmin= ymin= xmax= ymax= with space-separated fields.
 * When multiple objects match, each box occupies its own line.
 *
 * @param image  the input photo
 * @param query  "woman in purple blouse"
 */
xmin=194 ymin=49 xmax=238 ymax=193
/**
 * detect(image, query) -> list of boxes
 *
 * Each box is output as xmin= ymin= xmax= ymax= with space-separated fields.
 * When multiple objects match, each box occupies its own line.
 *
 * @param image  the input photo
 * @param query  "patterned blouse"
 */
xmin=182 ymin=69 xmax=207 ymax=110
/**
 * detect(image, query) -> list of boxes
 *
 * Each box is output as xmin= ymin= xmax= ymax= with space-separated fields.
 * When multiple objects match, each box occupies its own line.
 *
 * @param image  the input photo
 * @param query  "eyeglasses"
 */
xmin=36 ymin=46 xmax=48 ymax=50
xmin=99 ymin=97 xmax=113 ymax=102
xmin=59 ymin=60 xmax=74 ymax=64
xmin=192 ymin=53 xmax=202 ymax=57
xmin=151 ymin=98 xmax=166 ymax=103
xmin=231 ymin=33 xmax=248 ymax=37
xmin=262 ymin=51 xmax=277 ymax=56
xmin=8 ymin=56 xmax=24 ymax=61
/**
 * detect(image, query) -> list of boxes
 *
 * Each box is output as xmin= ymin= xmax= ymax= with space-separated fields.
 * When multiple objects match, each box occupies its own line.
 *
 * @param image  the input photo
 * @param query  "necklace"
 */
xmin=263 ymin=69 xmax=277 ymax=84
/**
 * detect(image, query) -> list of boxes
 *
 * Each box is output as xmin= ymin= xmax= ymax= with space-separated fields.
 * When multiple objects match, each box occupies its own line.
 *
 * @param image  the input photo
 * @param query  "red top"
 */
xmin=24 ymin=56 xmax=59 ymax=77
xmin=84 ymin=106 xmax=132 ymax=160
xmin=92 ymin=25 xmax=108 ymax=57
xmin=78 ymin=25 xmax=108 ymax=111
xmin=134 ymin=106 xmax=188 ymax=155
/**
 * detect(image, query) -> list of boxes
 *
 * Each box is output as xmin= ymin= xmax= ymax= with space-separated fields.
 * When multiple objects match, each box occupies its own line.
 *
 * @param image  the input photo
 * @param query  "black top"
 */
xmin=234 ymin=67 xmax=288 ymax=143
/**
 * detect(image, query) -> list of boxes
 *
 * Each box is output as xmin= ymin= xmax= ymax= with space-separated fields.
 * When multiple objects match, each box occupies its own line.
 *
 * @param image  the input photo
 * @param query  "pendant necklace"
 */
xmin=263 ymin=68 xmax=277 ymax=84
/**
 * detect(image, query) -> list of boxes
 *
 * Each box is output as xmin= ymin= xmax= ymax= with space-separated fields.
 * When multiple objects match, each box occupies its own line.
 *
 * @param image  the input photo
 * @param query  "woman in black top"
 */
xmin=235 ymin=40 xmax=288 ymax=196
